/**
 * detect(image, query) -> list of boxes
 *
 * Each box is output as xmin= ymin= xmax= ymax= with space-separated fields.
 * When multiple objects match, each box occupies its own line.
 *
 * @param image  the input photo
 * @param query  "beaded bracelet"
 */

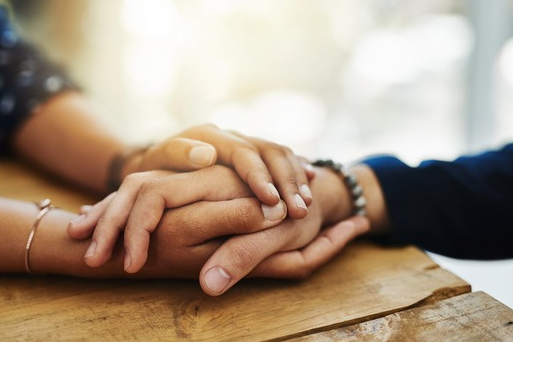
xmin=311 ymin=159 xmax=367 ymax=216
xmin=25 ymin=198 xmax=54 ymax=274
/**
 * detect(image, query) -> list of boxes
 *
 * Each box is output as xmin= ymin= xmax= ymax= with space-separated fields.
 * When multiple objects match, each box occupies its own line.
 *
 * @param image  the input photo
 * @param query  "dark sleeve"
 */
xmin=361 ymin=143 xmax=513 ymax=260
xmin=0 ymin=6 xmax=79 ymax=155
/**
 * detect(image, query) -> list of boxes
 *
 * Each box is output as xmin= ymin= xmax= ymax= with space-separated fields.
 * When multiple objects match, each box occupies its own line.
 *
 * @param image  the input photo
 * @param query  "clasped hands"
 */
xmin=67 ymin=124 xmax=370 ymax=296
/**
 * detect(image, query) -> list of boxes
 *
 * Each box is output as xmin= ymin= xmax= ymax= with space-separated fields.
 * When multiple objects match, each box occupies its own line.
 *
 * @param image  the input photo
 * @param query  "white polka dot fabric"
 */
xmin=0 ymin=6 xmax=79 ymax=154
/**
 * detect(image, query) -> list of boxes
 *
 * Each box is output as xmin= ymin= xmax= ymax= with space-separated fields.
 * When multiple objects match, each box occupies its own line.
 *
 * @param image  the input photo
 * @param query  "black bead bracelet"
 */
xmin=311 ymin=159 xmax=367 ymax=216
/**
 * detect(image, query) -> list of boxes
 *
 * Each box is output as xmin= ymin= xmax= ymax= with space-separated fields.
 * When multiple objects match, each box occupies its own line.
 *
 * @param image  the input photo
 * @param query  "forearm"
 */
xmin=360 ymin=144 xmax=513 ymax=259
xmin=11 ymin=92 xmax=130 ymax=194
xmin=0 ymin=197 xmax=114 ymax=275
xmin=0 ymin=197 xmax=218 ymax=278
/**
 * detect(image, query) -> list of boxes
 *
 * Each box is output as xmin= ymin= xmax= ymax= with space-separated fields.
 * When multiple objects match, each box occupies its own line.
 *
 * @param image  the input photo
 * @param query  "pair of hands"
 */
xmin=67 ymin=124 xmax=370 ymax=295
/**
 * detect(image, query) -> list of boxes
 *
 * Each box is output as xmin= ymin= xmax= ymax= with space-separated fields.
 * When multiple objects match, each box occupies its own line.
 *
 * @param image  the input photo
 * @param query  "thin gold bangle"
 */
xmin=24 ymin=198 xmax=54 ymax=274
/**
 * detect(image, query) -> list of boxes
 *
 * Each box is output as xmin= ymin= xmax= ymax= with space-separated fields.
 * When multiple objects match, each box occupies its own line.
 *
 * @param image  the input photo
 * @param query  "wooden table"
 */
xmin=0 ymin=159 xmax=513 ymax=342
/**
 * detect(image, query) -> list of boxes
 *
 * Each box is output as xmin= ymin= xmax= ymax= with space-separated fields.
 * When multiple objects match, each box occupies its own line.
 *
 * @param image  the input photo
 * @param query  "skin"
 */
xmin=66 ymin=163 xmax=387 ymax=295
xmin=12 ymin=93 xmax=312 ymax=207
xmin=198 ymin=164 xmax=388 ymax=295
xmin=6 ymin=91 xmax=313 ymax=272
xmin=2 ymin=90 xmax=387 ymax=294
xmin=68 ymin=166 xmax=289 ymax=273
xmin=0 ymin=166 xmax=370 ymax=279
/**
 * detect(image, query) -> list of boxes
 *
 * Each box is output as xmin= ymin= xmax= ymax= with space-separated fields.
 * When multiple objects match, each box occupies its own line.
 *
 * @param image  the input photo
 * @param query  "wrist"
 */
xmin=32 ymin=208 xmax=127 ymax=277
xmin=310 ymin=167 xmax=353 ymax=226
xmin=120 ymin=148 xmax=145 ymax=179
xmin=31 ymin=208 xmax=89 ymax=275
xmin=349 ymin=164 xmax=390 ymax=235
xmin=106 ymin=146 xmax=148 ymax=192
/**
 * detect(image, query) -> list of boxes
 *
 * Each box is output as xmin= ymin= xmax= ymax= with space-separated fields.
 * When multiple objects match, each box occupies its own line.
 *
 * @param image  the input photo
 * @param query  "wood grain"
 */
xmin=289 ymin=291 xmax=513 ymax=342
xmin=0 ymin=159 xmax=471 ymax=342
xmin=0 ymin=242 xmax=470 ymax=341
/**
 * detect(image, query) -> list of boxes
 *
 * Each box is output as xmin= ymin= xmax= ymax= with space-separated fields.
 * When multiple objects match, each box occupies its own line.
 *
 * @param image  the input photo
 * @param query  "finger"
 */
xmin=122 ymin=167 xmax=253 ymax=273
xmin=285 ymin=149 xmax=313 ymax=206
xmin=199 ymin=217 xmax=305 ymax=296
xmin=298 ymin=156 xmax=316 ymax=180
xmin=141 ymin=137 xmax=217 ymax=172
xmin=245 ymin=135 xmax=310 ymax=217
xmin=199 ymin=216 xmax=370 ymax=296
xmin=185 ymin=125 xmax=281 ymax=206
xmin=250 ymin=216 xmax=371 ymax=278
xmin=79 ymin=205 xmax=93 ymax=215
xmin=231 ymin=147 xmax=284 ymax=206
xmin=67 ymin=193 xmax=116 ymax=240
xmin=83 ymin=173 xmax=153 ymax=267
xmin=156 ymin=198 xmax=288 ymax=246
xmin=261 ymin=151 xmax=308 ymax=219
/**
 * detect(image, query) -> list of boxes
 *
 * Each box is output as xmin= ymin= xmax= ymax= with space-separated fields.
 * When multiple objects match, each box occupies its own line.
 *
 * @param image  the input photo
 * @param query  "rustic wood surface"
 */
xmin=1 ymin=159 xmax=476 ymax=342
xmin=289 ymin=291 xmax=513 ymax=342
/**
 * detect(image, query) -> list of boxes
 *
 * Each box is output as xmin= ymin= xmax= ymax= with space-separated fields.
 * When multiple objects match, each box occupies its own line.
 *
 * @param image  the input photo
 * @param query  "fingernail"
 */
xmin=300 ymin=184 xmax=312 ymax=199
xmin=305 ymin=163 xmax=315 ymax=175
xmin=203 ymin=267 xmax=231 ymax=294
xmin=294 ymin=193 xmax=307 ymax=210
xmin=268 ymin=183 xmax=280 ymax=199
xmin=124 ymin=252 xmax=132 ymax=272
xmin=189 ymin=146 xmax=216 ymax=167
xmin=84 ymin=241 xmax=96 ymax=259
xmin=262 ymin=201 xmax=286 ymax=221
xmin=70 ymin=214 xmax=86 ymax=224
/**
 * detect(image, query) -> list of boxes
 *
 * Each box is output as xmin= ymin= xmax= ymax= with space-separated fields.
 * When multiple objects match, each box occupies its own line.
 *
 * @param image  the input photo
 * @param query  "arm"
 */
xmin=0 ymin=187 xmax=284 ymax=278
xmin=1 ymin=5 xmax=217 ymax=195
xmin=2 ymin=6 xmax=311 ymax=211
xmin=0 ymin=197 xmax=102 ymax=276
xmin=195 ymin=143 xmax=513 ymax=295
xmin=11 ymin=92 xmax=133 ymax=194
xmin=362 ymin=143 xmax=513 ymax=259
xmin=0 ymin=195 xmax=217 ymax=277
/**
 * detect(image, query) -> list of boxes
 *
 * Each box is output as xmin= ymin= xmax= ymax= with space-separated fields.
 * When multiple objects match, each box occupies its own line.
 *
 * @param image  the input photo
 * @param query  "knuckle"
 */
xmin=138 ymin=178 xmax=164 ymax=195
xmin=283 ymin=175 xmax=299 ymax=189
xmin=264 ymin=141 xmax=283 ymax=152
xmin=282 ymin=145 xmax=294 ymax=156
xmin=96 ymin=214 xmax=122 ymax=234
xmin=155 ymin=209 xmax=194 ymax=245
xmin=232 ymin=144 xmax=259 ymax=160
xmin=227 ymin=239 xmax=261 ymax=271
xmin=121 ymin=172 xmax=147 ymax=188
xmin=228 ymin=202 xmax=258 ymax=231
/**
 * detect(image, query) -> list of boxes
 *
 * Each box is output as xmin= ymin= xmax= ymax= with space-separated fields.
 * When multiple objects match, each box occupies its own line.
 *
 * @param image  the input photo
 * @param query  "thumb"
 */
xmin=140 ymin=137 xmax=217 ymax=172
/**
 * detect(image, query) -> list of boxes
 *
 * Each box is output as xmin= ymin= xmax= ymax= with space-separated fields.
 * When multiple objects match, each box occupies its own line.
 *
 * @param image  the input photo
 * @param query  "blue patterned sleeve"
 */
xmin=0 ymin=6 xmax=79 ymax=154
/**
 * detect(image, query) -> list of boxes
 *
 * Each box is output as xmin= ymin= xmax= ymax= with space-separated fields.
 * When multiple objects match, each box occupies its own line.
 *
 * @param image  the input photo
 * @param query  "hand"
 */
xmin=147 ymin=209 xmax=368 ymax=280
xmin=197 ymin=166 xmax=371 ymax=296
xmin=68 ymin=166 xmax=288 ymax=273
xmin=20 ymin=194 xmax=284 ymax=278
xmin=124 ymin=123 xmax=314 ymax=218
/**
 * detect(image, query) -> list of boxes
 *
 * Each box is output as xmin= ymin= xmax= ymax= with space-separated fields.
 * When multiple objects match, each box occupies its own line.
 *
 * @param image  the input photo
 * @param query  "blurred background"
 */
xmin=6 ymin=0 xmax=513 ymax=307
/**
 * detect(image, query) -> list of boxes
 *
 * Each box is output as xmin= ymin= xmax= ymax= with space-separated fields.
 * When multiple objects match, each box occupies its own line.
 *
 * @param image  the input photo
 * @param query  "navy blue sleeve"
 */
xmin=362 ymin=143 xmax=513 ymax=260
xmin=0 ymin=6 xmax=79 ymax=155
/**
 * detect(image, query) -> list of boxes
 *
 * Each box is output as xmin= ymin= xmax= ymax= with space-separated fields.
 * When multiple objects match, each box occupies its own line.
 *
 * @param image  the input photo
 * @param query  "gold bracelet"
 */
xmin=24 ymin=198 xmax=54 ymax=274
